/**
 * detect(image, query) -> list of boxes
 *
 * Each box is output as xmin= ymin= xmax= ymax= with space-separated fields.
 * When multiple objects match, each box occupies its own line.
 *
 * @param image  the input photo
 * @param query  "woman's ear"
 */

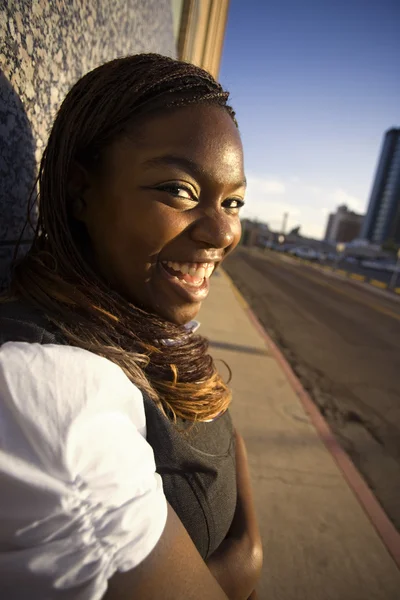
xmin=68 ymin=161 xmax=91 ymax=222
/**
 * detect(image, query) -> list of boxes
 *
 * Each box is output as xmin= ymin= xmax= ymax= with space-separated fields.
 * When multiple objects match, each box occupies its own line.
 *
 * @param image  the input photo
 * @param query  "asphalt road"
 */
xmin=224 ymin=247 xmax=400 ymax=531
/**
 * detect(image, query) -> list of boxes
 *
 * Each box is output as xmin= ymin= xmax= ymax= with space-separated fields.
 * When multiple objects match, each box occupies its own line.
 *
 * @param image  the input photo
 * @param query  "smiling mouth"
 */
xmin=158 ymin=260 xmax=216 ymax=302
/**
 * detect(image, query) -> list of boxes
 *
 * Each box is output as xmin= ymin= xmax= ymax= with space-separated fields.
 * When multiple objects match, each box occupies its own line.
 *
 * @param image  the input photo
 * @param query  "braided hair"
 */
xmin=11 ymin=54 xmax=237 ymax=422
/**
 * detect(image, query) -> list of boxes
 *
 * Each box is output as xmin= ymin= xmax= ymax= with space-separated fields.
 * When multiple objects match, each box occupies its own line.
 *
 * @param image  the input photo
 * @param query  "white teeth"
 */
xmin=164 ymin=261 xmax=215 ymax=279
xmin=182 ymin=278 xmax=202 ymax=287
xmin=205 ymin=265 xmax=214 ymax=278
xmin=180 ymin=264 xmax=189 ymax=275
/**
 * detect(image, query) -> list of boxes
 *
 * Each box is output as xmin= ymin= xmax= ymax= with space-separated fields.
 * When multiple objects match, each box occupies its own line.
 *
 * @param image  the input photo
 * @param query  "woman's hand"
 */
xmin=206 ymin=430 xmax=263 ymax=600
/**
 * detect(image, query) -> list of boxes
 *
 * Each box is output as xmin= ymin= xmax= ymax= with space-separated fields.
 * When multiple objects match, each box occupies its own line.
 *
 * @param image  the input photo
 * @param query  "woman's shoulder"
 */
xmin=0 ymin=336 xmax=137 ymax=385
xmin=0 ymin=341 xmax=168 ymax=598
xmin=0 ymin=296 xmax=147 ymax=440
xmin=0 ymin=340 xmax=147 ymax=460
xmin=0 ymin=296 xmax=59 ymax=344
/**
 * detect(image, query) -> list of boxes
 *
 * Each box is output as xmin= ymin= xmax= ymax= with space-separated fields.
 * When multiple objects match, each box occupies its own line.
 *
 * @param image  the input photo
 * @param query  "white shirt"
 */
xmin=0 ymin=342 xmax=168 ymax=599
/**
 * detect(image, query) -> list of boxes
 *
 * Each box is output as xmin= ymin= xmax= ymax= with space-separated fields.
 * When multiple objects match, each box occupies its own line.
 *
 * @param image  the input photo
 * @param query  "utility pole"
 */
xmin=281 ymin=212 xmax=288 ymax=234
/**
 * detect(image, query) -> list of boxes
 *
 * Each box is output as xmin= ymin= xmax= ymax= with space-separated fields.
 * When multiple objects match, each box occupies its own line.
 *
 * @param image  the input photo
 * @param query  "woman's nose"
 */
xmin=189 ymin=208 xmax=236 ymax=249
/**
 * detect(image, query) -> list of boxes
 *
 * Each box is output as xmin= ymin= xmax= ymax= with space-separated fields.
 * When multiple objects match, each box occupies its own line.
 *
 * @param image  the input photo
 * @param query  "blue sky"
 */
xmin=219 ymin=0 xmax=400 ymax=238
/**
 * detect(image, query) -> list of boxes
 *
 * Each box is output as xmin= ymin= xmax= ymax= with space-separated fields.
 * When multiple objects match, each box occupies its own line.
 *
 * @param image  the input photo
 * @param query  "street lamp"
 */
xmin=336 ymin=243 xmax=345 ymax=269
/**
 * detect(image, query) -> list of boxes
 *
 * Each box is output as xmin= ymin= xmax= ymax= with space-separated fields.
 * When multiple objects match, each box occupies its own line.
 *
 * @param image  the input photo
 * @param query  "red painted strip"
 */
xmin=246 ymin=305 xmax=400 ymax=569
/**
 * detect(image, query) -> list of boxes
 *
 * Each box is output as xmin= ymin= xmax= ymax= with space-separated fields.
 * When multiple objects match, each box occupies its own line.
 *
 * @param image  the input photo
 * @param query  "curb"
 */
xmin=222 ymin=269 xmax=400 ymax=571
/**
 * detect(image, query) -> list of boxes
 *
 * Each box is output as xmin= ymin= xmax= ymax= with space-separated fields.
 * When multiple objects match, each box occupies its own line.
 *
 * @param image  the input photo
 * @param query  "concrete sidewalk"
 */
xmin=199 ymin=269 xmax=400 ymax=600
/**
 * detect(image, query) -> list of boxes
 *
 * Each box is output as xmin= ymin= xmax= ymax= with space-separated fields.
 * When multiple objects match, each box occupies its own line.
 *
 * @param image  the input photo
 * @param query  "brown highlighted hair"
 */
xmin=11 ymin=54 xmax=237 ymax=422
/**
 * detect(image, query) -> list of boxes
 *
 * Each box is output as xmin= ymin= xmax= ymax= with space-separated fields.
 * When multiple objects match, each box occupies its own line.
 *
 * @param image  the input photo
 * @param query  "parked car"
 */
xmin=315 ymin=251 xmax=327 ymax=261
xmin=318 ymin=252 xmax=338 ymax=262
xmin=384 ymin=263 xmax=400 ymax=273
xmin=361 ymin=259 xmax=394 ymax=271
xmin=344 ymin=256 xmax=359 ymax=264
xmin=288 ymin=247 xmax=318 ymax=260
xmin=275 ymin=244 xmax=292 ymax=253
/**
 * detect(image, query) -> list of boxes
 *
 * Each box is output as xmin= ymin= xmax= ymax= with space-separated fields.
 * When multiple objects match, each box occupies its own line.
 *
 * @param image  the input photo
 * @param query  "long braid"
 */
xmin=11 ymin=54 xmax=237 ymax=422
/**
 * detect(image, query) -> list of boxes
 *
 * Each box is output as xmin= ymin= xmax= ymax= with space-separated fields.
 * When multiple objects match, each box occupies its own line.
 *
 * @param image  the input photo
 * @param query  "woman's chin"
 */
xmin=159 ymin=301 xmax=202 ymax=327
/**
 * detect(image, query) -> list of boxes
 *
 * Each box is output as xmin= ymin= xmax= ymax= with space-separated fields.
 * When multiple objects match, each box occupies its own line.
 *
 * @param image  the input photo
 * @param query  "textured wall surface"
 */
xmin=0 ymin=0 xmax=175 ymax=286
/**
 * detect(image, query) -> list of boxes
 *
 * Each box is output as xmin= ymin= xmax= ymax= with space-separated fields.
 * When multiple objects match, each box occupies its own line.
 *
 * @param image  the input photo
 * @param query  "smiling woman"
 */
xmin=71 ymin=103 xmax=246 ymax=326
xmin=0 ymin=54 xmax=261 ymax=599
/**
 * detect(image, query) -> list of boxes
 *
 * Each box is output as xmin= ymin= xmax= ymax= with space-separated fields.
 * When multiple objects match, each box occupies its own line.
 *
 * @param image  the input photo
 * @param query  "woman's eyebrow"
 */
xmin=142 ymin=154 xmax=247 ymax=188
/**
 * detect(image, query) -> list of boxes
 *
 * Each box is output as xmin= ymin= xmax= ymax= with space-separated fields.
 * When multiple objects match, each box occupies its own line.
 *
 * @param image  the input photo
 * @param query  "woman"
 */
xmin=0 ymin=54 xmax=262 ymax=599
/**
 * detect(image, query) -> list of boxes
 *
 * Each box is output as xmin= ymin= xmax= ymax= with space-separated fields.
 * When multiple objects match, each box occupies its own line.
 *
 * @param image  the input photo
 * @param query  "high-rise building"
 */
xmin=324 ymin=205 xmax=364 ymax=243
xmin=324 ymin=213 xmax=335 ymax=241
xmin=361 ymin=128 xmax=400 ymax=245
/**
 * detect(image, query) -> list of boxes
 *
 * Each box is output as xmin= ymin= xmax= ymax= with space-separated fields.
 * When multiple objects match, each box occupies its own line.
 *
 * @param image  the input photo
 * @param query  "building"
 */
xmin=324 ymin=205 xmax=364 ymax=243
xmin=360 ymin=128 xmax=400 ymax=245
xmin=324 ymin=213 xmax=335 ymax=242
xmin=241 ymin=219 xmax=270 ymax=247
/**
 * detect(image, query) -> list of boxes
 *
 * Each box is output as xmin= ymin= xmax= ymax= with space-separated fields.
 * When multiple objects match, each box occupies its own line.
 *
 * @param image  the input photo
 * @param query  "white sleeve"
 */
xmin=0 ymin=342 xmax=168 ymax=600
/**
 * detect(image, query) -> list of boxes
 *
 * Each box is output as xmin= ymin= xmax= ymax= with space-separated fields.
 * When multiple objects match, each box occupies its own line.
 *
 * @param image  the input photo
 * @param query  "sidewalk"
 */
xmin=199 ymin=269 xmax=400 ymax=600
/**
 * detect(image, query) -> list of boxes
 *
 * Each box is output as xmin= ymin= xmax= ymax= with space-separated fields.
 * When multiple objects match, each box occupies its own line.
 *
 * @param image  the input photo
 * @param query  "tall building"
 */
xmin=324 ymin=213 xmax=335 ymax=242
xmin=361 ymin=128 xmax=400 ymax=245
xmin=241 ymin=219 xmax=270 ymax=246
xmin=324 ymin=205 xmax=364 ymax=243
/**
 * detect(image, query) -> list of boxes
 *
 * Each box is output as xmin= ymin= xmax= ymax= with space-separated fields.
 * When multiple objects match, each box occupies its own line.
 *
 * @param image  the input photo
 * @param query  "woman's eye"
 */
xmin=224 ymin=198 xmax=245 ymax=212
xmin=155 ymin=183 xmax=196 ymax=201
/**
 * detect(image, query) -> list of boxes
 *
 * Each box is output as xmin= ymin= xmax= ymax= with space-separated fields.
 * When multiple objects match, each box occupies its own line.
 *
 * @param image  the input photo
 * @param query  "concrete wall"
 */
xmin=0 ymin=0 xmax=176 ymax=287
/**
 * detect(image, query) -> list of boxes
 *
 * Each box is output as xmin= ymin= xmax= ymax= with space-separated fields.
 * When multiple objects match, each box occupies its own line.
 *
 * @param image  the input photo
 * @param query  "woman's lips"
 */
xmin=158 ymin=261 xmax=214 ymax=302
xmin=163 ymin=260 xmax=215 ymax=282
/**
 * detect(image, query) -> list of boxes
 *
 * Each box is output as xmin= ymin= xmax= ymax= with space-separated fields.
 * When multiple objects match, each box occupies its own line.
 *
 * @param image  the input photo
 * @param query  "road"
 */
xmin=224 ymin=247 xmax=400 ymax=531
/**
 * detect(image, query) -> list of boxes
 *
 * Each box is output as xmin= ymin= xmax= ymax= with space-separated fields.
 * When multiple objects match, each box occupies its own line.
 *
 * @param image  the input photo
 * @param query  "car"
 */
xmin=384 ymin=263 xmax=400 ymax=273
xmin=318 ymin=252 xmax=338 ymax=262
xmin=288 ymin=247 xmax=318 ymax=260
xmin=361 ymin=259 xmax=393 ymax=271
xmin=344 ymin=256 xmax=359 ymax=264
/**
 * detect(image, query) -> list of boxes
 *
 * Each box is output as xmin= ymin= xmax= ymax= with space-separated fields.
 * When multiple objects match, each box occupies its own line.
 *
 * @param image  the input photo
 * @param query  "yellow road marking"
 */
xmin=370 ymin=279 xmax=387 ymax=289
xmin=336 ymin=269 xmax=347 ymax=277
xmin=350 ymin=273 xmax=366 ymax=282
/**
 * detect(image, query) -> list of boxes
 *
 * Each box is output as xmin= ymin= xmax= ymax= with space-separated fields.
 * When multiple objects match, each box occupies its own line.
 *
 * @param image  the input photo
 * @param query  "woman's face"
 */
xmin=75 ymin=104 xmax=246 ymax=325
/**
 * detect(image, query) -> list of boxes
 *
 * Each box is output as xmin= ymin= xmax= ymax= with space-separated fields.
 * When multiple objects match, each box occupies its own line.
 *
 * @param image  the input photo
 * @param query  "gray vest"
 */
xmin=0 ymin=300 xmax=237 ymax=559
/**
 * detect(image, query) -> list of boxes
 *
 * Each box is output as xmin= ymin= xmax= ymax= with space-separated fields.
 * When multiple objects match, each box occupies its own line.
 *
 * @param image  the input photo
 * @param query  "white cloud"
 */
xmin=260 ymin=179 xmax=286 ymax=195
xmin=307 ymin=185 xmax=323 ymax=196
xmin=329 ymin=188 xmax=365 ymax=213
xmin=247 ymin=176 xmax=286 ymax=195
xmin=242 ymin=173 xmax=366 ymax=239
